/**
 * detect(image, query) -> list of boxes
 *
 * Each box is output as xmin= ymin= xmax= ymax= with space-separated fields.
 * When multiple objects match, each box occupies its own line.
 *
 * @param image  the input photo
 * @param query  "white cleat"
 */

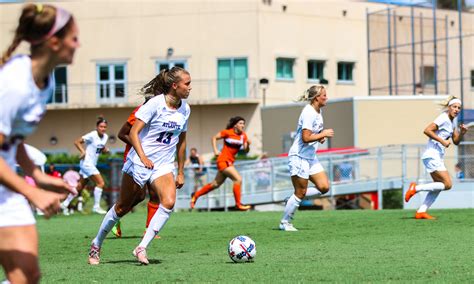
xmin=279 ymin=221 xmax=298 ymax=231
xmin=60 ymin=203 xmax=70 ymax=216
xmin=88 ymin=244 xmax=101 ymax=265
xmin=132 ymin=246 xmax=149 ymax=265
xmin=92 ymin=206 xmax=107 ymax=214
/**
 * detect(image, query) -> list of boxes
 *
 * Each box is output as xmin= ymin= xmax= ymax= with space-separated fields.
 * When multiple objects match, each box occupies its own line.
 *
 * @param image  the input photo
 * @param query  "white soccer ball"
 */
xmin=228 ymin=235 xmax=256 ymax=263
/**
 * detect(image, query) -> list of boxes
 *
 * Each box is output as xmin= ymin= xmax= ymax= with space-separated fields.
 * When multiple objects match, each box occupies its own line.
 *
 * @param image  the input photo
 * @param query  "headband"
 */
xmin=448 ymin=98 xmax=462 ymax=106
xmin=30 ymin=7 xmax=72 ymax=45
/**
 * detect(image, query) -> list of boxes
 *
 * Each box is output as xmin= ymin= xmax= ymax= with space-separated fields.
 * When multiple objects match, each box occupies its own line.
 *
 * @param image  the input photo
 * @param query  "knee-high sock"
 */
xmin=139 ymin=205 xmax=172 ymax=248
xmin=146 ymin=201 xmax=159 ymax=228
xmin=93 ymin=187 xmax=103 ymax=208
xmin=305 ymin=186 xmax=323 ymax=197
xmin=92 ymin=205 xmax=120 ymax=247
xmin=62 ymin=193 xmax=75 ymax=207
xmin=194 ymin=183 xmax=214 ymax=200
xmin=233 ymin=183 xmax=243 ymax=206
xmin=415 ymin=182 xmax=445 ymax=192
xmin=281 ymin=194 xmax=301 ymax=223
xmin=417 ymin=191 xmax=441 ymax=213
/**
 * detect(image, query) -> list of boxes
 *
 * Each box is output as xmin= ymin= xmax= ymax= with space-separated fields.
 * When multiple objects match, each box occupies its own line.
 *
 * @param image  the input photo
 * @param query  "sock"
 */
xmin=139 ymin=205 xmax=172 ymax=248
xmin=417 ymin=190 xmax=441 ymax=213
xmin=281 ymin=194 xmax=301 ymax=223
xmin=232 ymin=183 xmax=243 ymax=206
xmin=146 ymin=202 xmax=159 ymax=228
xmin=194 ymin=183 xmax=214 ymax=200
xmin=94 ymin=187 xmax=103 ymax=208
xmin=305 ymin=186 xmax=322 ymax=197
xmin=77 ymin=196 xmax=83 ymax=211
xmin=415 ymin=182 xmax=445 ymax=192
xmin=92 ymin=205 xmax=120 ymax=247
xmin=62 ymin=193 xmax=75 ymax=207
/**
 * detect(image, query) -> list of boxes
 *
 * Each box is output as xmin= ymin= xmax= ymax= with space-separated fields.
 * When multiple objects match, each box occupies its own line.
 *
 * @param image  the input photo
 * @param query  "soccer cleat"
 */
xmin=132 ymin=246 xmax=149 ymax=265
xmin=279 ymin=221 xmax=298 ymax=231
xmin=88 ymin=244 xmax=101 ymax=265
xmin=236 ymin=204 xmax=251 ymax=211
xmin=190 ymin=192 xmax=197 ymax=209
xmin=92 ymin=206 xmax=107 ymax=214
xmin=415 ymin=212 xmax=436 ymax=220
xmin=61 ymin=203 xmax=70 ymax=216
xmin=112 ymin=221 xmax=122 ymax=238
xmin=404 ymin=182 xmax=417 ymax=202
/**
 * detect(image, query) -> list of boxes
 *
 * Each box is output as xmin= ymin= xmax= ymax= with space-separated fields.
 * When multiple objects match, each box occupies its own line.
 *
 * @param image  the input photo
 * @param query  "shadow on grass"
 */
xmin=106 ymin=235 xmax=142 ymax=240
xmin=103 ymin=259 xmax=162 ymax=265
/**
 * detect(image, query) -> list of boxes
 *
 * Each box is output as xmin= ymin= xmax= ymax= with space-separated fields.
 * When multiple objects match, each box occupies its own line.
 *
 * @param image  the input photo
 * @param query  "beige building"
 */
xmin=0 ymin=0 xmax=471 ymax=157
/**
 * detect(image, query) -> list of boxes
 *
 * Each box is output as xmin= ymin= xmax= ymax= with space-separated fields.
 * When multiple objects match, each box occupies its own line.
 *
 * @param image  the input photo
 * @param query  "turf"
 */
xmin=2 ymin=209 xmax=473 ymax=283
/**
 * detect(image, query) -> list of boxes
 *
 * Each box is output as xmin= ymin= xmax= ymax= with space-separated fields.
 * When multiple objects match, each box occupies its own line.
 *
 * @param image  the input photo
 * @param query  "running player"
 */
xmin=405 ymin=96 xmax=468 ymax=219
xmin=0 ymin=4 xmax=79 ymax=283
xmin=190 ymin=116 xmax=251 ymax=211
xmin=88 ymin=67 xmax=191 ymax=265
xmin=279 ymin=85 xmax=334 ymax=231
xmin=73 ymin=117 xmax=109 ymax=214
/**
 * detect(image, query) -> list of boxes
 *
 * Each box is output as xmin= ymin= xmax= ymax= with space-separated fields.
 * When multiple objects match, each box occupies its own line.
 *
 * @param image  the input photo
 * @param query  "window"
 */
xmin=337 ymin=62 xmax=354 ymax=82
xmin=276 ymin=58 xmax=295 ymax=80
xmin=49 ymin=66 xmax=67 ymax=104
xmin=421 ymin=66 xmax=435 ymax=86
xmin=217 ymin=58 xmax=248 ymax=98
xmin=307 ymin=60 xmax=325 ymax=81
xmin=97 ymin=63 xmax=127 ymax=103
xmin=156 ymin=60 xmax=187 ymax=73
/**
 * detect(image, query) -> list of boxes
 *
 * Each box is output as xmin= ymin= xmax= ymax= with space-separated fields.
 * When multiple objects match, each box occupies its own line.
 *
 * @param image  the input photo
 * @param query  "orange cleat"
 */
xmin=415 ymin=212 xmax=436 ymax=220
xmin=190 ymin=192 xmax=197 ymax=209
xmin=112 ymin=221 xmax=122 ymax=238
xmin=404 ymin=182 xmax=417 ymax=202
xmin=236 ymin=204 xmax=251 ymax=211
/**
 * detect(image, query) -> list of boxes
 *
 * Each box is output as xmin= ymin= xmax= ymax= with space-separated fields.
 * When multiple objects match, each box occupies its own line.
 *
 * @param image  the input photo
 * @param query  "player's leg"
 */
xmin=191 ymin=171 xmax=226 ymax=208
xmin=145 ymin=184 xmax=160 ymax=230
xmin=89 ymin=174 xmax=106 ymax=214
xmin=222 ymin=166 xmax=249 ymax=210
xmin=406 ymin=158 xmax=448 ymax=202
xmin=416 ymin=170 xmax=451 ymax=219
xmin=307 ymin=162 xmax=329 ymax=197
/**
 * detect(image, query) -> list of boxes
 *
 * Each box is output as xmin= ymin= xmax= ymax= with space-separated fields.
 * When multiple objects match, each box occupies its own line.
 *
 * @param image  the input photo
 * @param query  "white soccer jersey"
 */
xmin=421 ymin=112 xmax=455 ymax=159
xmin=80 ymin=130 xmax=108 ymax=167
xmin=288 ymin=104 xmax=324 ymax=160
xmin=0 ymin=55 xmax=54 ymax=225
xmin=128 ymin=95 xmax=191 ymax=167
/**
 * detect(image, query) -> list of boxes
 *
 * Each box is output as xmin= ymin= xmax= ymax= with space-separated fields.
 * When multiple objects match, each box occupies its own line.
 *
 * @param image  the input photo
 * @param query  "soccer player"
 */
xmin=72 ymin=117 xmax=109 ymax=214
xmin=88 ymin=67 xmax=191 ymax=265
xmin=405 ymin=96 xmax=468 ymax=219
xmin=0 ymin=4 xmax=79 ymax=283
xmin=190 ymin=116 xmax=251 ymax=211
xmin=279 ymin=85 xmax=334 ymax=231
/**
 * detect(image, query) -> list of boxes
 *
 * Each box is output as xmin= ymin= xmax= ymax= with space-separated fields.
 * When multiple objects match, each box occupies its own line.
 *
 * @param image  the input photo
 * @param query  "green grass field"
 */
xmin=2 ymin=208 xmax=473 ymax=283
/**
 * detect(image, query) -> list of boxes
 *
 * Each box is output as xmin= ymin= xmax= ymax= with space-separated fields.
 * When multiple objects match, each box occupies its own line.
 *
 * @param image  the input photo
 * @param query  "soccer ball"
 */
xmin=228 ymin=235 xmax=256 ymax=263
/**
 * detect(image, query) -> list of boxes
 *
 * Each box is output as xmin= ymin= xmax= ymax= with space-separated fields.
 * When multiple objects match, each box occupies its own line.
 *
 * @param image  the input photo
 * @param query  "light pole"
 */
xmin=259 ymin=78 xmax=269 ymax=106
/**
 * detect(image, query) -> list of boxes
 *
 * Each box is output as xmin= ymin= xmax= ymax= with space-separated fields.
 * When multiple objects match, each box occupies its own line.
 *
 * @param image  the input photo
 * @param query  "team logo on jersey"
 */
xmin=162 ymin=121 xmax=181 ymax=130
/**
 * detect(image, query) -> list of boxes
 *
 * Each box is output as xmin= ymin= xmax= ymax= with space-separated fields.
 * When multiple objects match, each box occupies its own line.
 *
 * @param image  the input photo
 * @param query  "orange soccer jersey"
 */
xmin=216 ymin=128 xmax=247 ymax=170
xmin=123 ymin=106 xmax=141 ymax=162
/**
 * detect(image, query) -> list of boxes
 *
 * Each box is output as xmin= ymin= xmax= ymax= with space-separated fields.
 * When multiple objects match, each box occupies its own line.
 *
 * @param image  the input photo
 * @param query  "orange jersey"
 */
xmin=123 ymin=106 xmax=141 ymax=162
xmin=216 ymin=129 xmax=248 ymax=164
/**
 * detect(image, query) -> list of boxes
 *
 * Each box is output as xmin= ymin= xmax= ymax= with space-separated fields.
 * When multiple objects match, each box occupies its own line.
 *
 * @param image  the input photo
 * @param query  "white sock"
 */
xmin=92 ymin=205 xmax=120 ymax=247
xmin=281 ymin=194 xmax=301 ymax=223
xmin=138 ymin=205 xmax=172 ymax=249
xmin=415 ymin=182 xmax=445 ymax=192
xmin=62 ymin=193 xmax=75 ymax=207
xmin=417 ymin=191 xmax=441 ymax=213
xmin=305 ymin=187 xmax=322 ymax=197
xmin=94 ymin=187 xmax=103 ymax=208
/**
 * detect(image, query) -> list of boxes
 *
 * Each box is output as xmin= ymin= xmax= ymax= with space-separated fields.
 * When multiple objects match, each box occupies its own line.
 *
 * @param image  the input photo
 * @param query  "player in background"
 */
xmin=279 ymin=85 xmax=334 ymax=231
xmin=71 ymin=117 xmax=109 ymax=214
xmin=88 ymin=67 xmax=191 ymax=265
xmin=0 ymin=4 xmax=79 ymax=283
xmin=405 ymin=96 xmax=468 ymax=219
xmin=190 ymin=116 xmax=251 ymax=211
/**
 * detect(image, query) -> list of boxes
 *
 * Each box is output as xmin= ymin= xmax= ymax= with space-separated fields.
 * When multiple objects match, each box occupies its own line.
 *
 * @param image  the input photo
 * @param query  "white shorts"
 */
xmin=79 ymin=162 xmax=100 ymax=179
xmin=422 ymin=157 xmax=447 ymax=173
xmin=122 ymin=159 xmax=175 ymax=188
xmin=0 ymin=187 xmax=35 ymax=228
xmin=288 ymin=155 xmax=324 ymax=179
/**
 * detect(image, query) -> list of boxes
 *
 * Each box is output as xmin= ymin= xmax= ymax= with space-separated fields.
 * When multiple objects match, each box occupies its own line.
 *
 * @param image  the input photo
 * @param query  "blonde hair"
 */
xmin=138 ymin=66 xmax=190 ymax=98
xmin=297 ymin=85 xmax=325 ymax=102
xmin=439 ymin=95 xmax=458 ymax=108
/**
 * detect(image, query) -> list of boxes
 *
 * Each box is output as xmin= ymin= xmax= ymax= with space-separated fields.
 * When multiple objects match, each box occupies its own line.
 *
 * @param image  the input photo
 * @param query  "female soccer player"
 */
xmin=88 ymin=67 xmax=191 ymax=265
xmin=190 ymin=116 xmax=251 ymax=211
xmin=72 ymin=117 xmax=109 ymax=214
xmin=279 ymin=85 xmax=334 ymax=231
xmin=0 ymin=4 xmax=79 ymax=283
xmin=404 ymin=96 xmax=468 ymax=219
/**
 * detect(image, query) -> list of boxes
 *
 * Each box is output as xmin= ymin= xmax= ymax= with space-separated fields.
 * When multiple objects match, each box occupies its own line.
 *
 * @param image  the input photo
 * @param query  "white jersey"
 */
xmin=80 ymin=130 xmax=108 ymax=167
xmin=421 ymin=112 xmax=455 ymax=160
xmin=128 ymin=95 xmax=191 ymax=167
xmin=0 ymin=55 xmax=54 ymax=225
xmin=288 ymin=104 xmax=324 ymax=160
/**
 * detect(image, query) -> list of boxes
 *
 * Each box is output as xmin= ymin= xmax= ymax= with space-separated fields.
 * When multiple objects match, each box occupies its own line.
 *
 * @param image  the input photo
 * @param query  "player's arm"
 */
xmin=243 ymin=137 xmax=251 ymax=153
xmin=175 ymin=132 xmax=187 ymax=189
xmin=212 ymin=132 xmax=223 ymax=156
xmin=423 ymin=123 xmax=450 ymax=147
xmin=74 ymin=136 xmax=86 ymax=159
xmin=129 ymin=118 xmax=154 ymax=169
xmin=118 ymin=121 xmax=133 ymax=145
xmin=452 ymin=124 xmax=468 ymax=145
xmin=302 ymin=128 xmax=334 ymax=144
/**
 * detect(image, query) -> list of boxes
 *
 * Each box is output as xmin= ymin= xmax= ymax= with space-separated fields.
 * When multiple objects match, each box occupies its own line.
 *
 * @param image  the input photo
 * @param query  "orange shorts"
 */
xmin=217 ymin=161 xmax=233 ymax=171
